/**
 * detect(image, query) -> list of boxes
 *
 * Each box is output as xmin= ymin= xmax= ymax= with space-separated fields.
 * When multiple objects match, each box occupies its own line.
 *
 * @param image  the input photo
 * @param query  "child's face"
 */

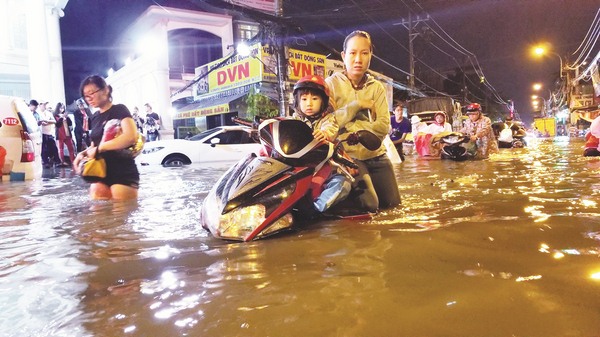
xmin=299 ymin=93 xmax=323 ymax=116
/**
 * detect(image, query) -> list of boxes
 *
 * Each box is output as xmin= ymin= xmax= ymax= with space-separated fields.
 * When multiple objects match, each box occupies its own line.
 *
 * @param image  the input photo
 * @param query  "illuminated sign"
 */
xmin=194 ymin=45 xmax=263 ymax=98
xmin=261 ymin=47 xmax=327 ymax=82
xmin=193 ymin=44 xmax=329 ymax=96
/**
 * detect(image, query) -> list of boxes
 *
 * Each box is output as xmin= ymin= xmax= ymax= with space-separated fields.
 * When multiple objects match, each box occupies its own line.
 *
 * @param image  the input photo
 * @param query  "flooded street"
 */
xmin=1 ymin=137 xmax=600 ymax=337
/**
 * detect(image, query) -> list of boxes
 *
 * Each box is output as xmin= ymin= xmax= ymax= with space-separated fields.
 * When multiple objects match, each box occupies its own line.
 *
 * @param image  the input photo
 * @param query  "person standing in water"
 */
xmin=325 ymin=30 xmax=401 ymax=212
xmin=73 ymin=75 xmax=139 ymax=200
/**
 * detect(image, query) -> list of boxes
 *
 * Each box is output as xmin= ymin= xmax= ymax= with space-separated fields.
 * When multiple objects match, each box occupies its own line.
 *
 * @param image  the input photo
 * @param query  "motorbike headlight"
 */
xmin=217 ymin=183 xmax=296 ymax=241
xmin=219 ymin=204 xmax=266 ymax=239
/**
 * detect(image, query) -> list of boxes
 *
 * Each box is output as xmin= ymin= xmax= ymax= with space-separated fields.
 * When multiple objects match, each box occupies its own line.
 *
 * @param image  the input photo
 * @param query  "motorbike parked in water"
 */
xmin=492 ymin=122 xmax=527 ymax=148
xmin=429 ymin=132 xmax=473 ymax=161
xmin=200 ymin=118 xmax=382 ymax=242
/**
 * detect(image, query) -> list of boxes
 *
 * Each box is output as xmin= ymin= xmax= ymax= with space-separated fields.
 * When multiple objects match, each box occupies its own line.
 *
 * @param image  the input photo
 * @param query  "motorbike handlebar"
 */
xmin=332 ymin=152 xmax=359 ymax=169
xmin=332 ymin=142 xmax=359 ymax=169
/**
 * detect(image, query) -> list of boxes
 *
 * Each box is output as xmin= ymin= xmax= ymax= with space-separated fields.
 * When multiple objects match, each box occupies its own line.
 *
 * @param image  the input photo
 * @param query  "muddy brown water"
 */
xmin=1 ymin=136 xmax=599 ymax=337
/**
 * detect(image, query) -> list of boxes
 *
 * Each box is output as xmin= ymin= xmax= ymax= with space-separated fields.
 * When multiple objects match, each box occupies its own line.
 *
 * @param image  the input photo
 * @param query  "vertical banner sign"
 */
xmin=260 ymin=46 xmax=327 ymax=82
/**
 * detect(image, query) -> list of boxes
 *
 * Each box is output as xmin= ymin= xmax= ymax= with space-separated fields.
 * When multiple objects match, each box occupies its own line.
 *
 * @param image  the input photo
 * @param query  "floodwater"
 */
xmin=1 ymin=136 xmax=599 ymax=337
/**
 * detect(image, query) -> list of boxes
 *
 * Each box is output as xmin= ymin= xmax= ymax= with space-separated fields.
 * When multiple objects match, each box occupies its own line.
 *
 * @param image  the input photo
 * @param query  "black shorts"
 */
xmin=101 ymin=156 xmax=140 ymax=188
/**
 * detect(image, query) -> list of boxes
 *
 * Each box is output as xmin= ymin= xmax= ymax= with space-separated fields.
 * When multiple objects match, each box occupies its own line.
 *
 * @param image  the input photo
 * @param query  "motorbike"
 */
xmin=497 ymin=131 xmax=526 ymax=148
xmin=493 ymin=122 xmax=527 ymax=148
xmin=200 ymin=118 xmax=382 ymax=242
xmin=431 ymin=132 xmax=473 ymax=161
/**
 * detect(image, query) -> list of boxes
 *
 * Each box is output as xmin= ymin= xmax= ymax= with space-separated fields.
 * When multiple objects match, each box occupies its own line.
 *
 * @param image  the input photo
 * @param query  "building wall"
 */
xmin=0 ymin=0 xmax=67 ymax=103
xmin=106 ymin=6 xmax=234 ymax=139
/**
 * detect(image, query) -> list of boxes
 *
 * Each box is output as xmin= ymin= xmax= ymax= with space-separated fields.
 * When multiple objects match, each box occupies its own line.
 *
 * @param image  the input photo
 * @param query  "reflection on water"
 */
xmin=1 ymin=139 xmax=600 ymax=336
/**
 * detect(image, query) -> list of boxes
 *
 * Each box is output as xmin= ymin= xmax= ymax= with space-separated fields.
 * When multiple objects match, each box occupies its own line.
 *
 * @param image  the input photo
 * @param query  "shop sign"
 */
xmin=194 ymin=44 xmax=263 ymax=98
xmin=175 ymin=103 xmax=230 ymax=119
xmin=260 ymin=47 xmax=327 ymax=82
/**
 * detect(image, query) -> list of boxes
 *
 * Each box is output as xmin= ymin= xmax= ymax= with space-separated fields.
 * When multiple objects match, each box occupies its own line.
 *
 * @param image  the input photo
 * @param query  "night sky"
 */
xmin=59 ymin=0 xmax=599 ymax=123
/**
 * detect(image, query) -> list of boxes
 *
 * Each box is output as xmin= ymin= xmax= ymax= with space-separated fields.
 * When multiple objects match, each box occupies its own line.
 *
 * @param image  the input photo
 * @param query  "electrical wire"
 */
xmin=408 ymin=0 xmax=507 ymax=105
xmin=568 ymin=8 xmax=600 ymax=69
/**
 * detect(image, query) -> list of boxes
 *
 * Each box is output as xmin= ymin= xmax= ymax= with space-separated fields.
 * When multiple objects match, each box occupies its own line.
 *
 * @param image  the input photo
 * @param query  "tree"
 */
xmin=243 ymin=86 xmax=279 ymax=120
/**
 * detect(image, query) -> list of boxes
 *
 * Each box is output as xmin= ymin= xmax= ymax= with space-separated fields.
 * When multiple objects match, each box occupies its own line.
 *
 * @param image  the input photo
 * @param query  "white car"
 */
xmin=0 ymin=96 xmax=43 ymax=180
xmin=136 ymin=125 xmax=262 ymax=166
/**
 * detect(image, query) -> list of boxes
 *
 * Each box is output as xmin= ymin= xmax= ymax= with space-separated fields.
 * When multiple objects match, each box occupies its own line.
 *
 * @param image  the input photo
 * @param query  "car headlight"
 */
xmin=142 ymin=146 xmax=164 ymax=154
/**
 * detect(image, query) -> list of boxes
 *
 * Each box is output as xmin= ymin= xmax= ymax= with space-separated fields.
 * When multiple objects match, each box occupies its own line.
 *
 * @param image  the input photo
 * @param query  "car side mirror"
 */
xmin=210 ymin=138 xmax=220 ymax=147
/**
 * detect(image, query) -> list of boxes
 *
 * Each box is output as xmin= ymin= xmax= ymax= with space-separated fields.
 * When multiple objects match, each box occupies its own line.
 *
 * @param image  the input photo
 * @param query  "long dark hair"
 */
xmin=79 ymin=75 xmax=113 ymax=101
xmin=53 ymin=102 xmax=64 ymax=116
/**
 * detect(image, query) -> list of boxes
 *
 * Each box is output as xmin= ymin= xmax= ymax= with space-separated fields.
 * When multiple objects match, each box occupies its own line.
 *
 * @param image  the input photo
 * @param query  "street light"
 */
xmin=531 ymin=82 xmax=553 ymax=117
xmin=532 ymin=44 xmax=564 ymax=78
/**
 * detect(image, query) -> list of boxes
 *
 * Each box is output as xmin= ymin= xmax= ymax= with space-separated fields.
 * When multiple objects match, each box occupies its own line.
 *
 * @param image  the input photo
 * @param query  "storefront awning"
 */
xmin=174 ymin=91 xmax=247 ymax=120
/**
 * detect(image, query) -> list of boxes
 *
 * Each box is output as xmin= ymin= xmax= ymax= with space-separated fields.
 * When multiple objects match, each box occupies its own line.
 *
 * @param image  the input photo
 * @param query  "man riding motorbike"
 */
xmin=460 ymin=103 xmax=499 ymax=159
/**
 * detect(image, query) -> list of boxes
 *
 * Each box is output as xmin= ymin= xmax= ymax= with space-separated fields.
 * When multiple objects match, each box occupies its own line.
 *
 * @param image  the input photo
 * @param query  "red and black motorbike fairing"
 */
xmin=583 ymin=132 xmax=600 ymax=156
xmin=200 ymin=119 xmax=345 ymax=241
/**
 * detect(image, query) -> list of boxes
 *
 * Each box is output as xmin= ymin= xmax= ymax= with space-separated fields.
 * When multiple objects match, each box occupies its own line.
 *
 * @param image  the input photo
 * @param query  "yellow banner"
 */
xmin=260 ymin=46 xmax=327 ymax=82
xmin=194 ymin=44 xmax=329 ymax=95
xmin=174 ymin=103 xmax=230 ymax=120
xmin=207 ymin=58 xmax=263 ymax=92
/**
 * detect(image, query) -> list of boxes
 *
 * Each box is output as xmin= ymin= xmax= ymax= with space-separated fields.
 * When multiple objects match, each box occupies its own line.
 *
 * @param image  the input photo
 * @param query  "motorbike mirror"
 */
xmin=355 ymin=130 xmax=382 ymax=151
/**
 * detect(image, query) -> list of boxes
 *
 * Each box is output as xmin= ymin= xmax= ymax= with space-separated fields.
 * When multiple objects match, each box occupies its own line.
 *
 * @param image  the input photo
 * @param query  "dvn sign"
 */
xmin=216 ymin=62 xmax=250 ymax=85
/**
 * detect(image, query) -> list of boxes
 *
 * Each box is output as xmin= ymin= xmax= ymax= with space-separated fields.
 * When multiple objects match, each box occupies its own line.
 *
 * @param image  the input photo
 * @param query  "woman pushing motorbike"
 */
xmin=325 ymin=30 xmax=401 ymax=212
xmin=460 ymin=103 xmax=499 ymax=159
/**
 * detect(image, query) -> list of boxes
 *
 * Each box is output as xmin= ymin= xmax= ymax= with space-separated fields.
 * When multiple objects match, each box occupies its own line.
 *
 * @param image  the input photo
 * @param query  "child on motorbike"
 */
xmin=425 ymin=111 xmax=453 ymax=157
xmin=290 ymin=75 xmax=353 ymax=213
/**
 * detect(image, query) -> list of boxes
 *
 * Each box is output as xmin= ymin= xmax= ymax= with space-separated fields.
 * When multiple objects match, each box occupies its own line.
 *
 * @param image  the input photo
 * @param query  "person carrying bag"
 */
xmin=79 ymin=146 xmax=106 ymax=183
xmin=73 ymin=75 xmax=140 ymax=200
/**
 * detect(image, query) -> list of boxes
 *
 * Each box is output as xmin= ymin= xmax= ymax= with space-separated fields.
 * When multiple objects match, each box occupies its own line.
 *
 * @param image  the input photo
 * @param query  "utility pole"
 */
xmin=394 ymin=12 xmax=429 ymax=97
xmin=274 ymin=0 xmax=289 ymax=116
xmin=563 ymin=56 xmax=571 ymax=113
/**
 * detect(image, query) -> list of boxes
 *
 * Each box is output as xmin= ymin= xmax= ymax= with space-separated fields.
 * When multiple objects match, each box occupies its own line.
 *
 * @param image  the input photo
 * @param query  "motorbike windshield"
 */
xmin=260 ymin=119 xmax=331 ymax=167
xmin=260 ymin=119 xmax=312 ymax=154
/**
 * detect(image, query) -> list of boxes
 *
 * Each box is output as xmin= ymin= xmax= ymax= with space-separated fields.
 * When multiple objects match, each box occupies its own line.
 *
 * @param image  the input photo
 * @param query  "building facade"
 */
xmin=0 ymin=0 xmax=68 ymax=103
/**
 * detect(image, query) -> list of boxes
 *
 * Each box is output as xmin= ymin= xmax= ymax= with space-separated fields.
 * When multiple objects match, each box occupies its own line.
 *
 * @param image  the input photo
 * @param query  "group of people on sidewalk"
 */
xmin=28 ymin=99 xmax=92 ymax=168
xmin=28 ymin=96 xmax=162 ymax=171
xmin=131 ymin=103 xmax=161 ymax=142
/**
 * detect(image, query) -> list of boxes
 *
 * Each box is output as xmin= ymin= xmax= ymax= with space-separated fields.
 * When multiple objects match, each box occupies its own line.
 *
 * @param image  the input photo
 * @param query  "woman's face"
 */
xmin=435 ymin=114 xmax=445 ymax=124
xmin=341 ymin=36 xmax=372 ymax=80
xmin=83 ymin=85 xmax=107 ymax=108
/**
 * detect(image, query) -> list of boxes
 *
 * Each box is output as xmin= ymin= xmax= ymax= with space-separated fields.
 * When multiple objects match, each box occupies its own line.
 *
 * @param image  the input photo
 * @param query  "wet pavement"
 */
xmin=1 ymin=136 xmax=599 ymax=337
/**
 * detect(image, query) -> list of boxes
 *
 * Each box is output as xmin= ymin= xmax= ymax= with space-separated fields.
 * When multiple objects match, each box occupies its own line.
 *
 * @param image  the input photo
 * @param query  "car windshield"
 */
xmin=188 ymin=128 xmax=223 ymax=141
xmin=15 ymin=100 xmax=40 ymax=134
xmin=204 ymin=129 xmax=256 ymax=144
